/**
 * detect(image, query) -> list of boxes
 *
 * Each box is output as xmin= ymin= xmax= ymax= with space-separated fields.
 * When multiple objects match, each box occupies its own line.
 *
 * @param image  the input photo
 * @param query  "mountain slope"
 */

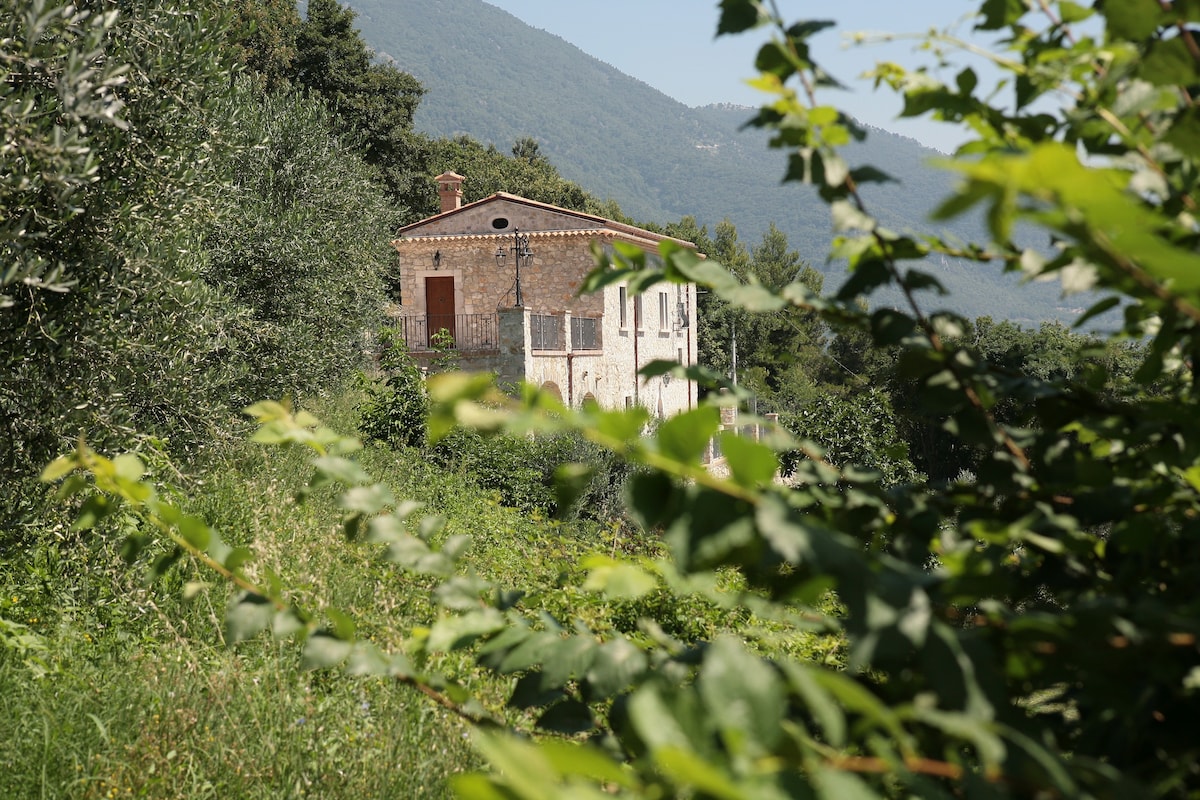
xmin=346 ymin=0 xmax=1093 ymax=325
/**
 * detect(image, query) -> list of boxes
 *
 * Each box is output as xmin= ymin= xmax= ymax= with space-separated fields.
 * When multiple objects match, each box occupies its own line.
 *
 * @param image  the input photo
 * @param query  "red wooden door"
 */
xmin=425 ymin=276 xmax=456 ymax=346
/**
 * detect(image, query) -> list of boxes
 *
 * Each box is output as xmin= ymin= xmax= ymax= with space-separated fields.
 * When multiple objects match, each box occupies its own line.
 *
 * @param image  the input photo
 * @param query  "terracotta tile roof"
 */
xmin=395 ymin=191 xmax=697 ymax=250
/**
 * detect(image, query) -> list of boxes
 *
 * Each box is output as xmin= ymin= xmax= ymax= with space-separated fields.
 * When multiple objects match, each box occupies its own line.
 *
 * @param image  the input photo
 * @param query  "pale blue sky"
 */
xmin=482 ymin=1 xmax=998 ymax=153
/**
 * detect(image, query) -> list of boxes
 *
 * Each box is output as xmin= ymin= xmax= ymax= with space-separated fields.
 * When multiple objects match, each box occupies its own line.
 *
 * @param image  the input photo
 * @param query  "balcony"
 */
xmin=397 ymin=313 xmax=498 ymax=351
xmin=397 ymin=312 xmax=601 ymax=353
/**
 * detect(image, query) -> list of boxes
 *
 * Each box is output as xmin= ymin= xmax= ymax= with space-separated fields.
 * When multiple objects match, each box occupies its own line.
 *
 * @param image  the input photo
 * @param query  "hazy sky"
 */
xmin=482 ymin=1 xmax=997 ymax=153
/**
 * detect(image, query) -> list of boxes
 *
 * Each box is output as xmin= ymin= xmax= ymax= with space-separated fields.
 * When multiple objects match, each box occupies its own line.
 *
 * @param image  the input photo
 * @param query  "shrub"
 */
xmin=357 ymin=329 xmax=429 ymax=450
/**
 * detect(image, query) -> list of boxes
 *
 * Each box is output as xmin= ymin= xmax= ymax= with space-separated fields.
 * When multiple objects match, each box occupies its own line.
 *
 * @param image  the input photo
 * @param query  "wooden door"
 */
xmin=425 ymin=276 xmax=456 ymax=347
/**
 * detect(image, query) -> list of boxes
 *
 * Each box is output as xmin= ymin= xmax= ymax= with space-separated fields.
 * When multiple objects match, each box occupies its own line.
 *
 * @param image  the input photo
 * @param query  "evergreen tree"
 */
xmin=424 ymin=134 xmax=601 ymax=215
xmin=293 ymin=0 xmax=429 ymax=215
xmin=228 ymin=0 xmax=301 ymax=91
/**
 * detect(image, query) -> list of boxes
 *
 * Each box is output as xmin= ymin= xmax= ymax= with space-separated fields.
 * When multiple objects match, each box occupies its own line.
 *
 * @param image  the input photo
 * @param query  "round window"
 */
xmin=491 ymin=217 xmax=510 ymax=230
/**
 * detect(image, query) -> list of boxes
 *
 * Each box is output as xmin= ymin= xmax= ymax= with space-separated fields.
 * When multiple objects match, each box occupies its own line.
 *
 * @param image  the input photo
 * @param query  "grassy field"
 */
xmin=0 ymin=390 xmax=839 ymax=799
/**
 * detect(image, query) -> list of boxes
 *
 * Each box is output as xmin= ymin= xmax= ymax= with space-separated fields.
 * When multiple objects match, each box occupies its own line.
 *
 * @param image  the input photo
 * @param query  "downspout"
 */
xmin=633 ymin=306 xmax=639 ymax=407
xmin=687 ymin=285 xmax=694 ymax=411
xmin=567 ymin=352 xmax=574 ymax=407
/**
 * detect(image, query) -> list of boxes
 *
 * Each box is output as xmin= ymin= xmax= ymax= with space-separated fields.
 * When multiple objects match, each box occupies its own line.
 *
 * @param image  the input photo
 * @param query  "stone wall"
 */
xmin=394 ymin=232 xmax=606 ymax=318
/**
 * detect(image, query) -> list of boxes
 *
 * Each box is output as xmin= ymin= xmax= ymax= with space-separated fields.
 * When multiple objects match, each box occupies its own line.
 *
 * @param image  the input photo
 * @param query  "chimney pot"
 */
xmin=435 ymin=170 xmax=465 ymax=214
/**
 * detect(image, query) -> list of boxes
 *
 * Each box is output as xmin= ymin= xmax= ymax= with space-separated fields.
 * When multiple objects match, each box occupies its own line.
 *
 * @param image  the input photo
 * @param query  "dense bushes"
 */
xmin=428 ymin=427 xmax=635 ymax=520
xmin=357 ymin=341 xmax=637 ymax=521
xmin=779 ymin=388 xmax=920 ymax=488
xmin=0 ymin=3 xmax=402 ymax=532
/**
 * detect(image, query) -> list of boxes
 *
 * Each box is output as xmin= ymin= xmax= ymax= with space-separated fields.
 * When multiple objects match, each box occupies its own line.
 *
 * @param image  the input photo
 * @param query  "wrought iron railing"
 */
xmin=570 ymin=316 xmax=602 ymax=351
xmin=398 ymin=312 xmax=601 ymax=353
xmin=531 ymin=314 xmax=562 ymax=351
xmin=398 ymin=313 xmax=498 ymax=351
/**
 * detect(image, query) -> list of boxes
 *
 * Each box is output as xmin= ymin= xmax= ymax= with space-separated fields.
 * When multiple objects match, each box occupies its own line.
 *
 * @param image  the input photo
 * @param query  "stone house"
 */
xmin=390 ymin=172 xmax=698 ymax=417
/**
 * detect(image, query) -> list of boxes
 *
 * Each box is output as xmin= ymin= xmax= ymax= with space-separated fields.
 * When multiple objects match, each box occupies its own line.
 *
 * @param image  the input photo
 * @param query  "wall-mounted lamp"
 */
xmin=661 ymin=373 xmax=672 ymax=387
xmin=495 ymin=228 xmax=533 ymax=307
xmin=432 ymin=249 xmax=442 ymax=270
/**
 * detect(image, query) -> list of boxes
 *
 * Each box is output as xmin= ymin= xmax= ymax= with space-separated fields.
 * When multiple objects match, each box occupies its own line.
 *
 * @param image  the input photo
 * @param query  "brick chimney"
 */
xmin=436 ymin=170 xmax=465 ymax=214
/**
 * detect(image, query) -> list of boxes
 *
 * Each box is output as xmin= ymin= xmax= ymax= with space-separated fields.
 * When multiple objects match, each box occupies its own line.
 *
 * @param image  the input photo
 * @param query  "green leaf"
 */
xmin=654 ymin=746 xmax=744 ymax=800
xmin=538 ymin=739 xmax=638 ymax=789
xmin=976 ymin=0 xmax=1027 ymax=30
xmin=72 ymin=494 xmax=113 ymax=531
xmin=499 ymin=631 xmax=562 ymax=674
xmin=850 ymin=165 xmax=895 ymax=185
xmin=345 ymin=641 xmax=392 ymax=676
xmin=698 ymin=636 xmax=785 ymax=754
xmin=302 ymin=632 xmax=353 ymax=669
xmin=463 ymin=731 xmax=572 ymax=800
xmin=326 ymin=608 xmax=356 ymax=640
xmin=581 ymin=555 xmax=658 ymax=600
xmin=427 ymin=608 xmax=506 ymax=652
xmin=435 ymin=575 xmax=493 ymax=610
xmin=176 ymin=514 xmax=210 ymax=550
xmin=756 ymin=41 xmax=799 ymax=81
xmin=312 ymin=455 xmax=371 ymax=486
xmin=536 ymin=700 xmax=595 ymax=734
xmin=339 ymin=484 xmax=396 ymax=515
xmin=509 ymin=671 xmax=568 ymax=709
xmin=718 ymin=433 xmax=778 ymax=488
xmin=779 ymin=662 xmax=846 ymax=747
xmin=539 ymin=635 xmax=598 ymax=689
xmin=814 ymin=767 xmax=880 ymax=800
xmin=1100 ymin=0 xmax=1165 ymax=40
xmin=585 ymin=637 xmax=647 ymax=698
xmin=227 ymin=593 xmax=274 ymax=644
xmin=112 ymin=453 xmax=146 ymax=482
xmin=717 ymin=0 xmax=764 ymax=35
xmin=1058 ymin=0 xmax=1092 ymax=23
xmin=1141 ymin=36 xmax=1200 ymax=87
xmin=1165 ymin=106 xmax=1200 ymax=159
xmin=40 ymin=453 xmax=80 ymax=483
xmin=870 ymin=309 xmax=917 ymax=345
xmin=223 ymin=546 xmax=254 ymax=573
xmin=272 ymin=609 xmax=306 ymax=639
xmin=656 ymin=406 xmax=720 ymax=464
xmin=911 ymin=708 xmax=1006 ymax=772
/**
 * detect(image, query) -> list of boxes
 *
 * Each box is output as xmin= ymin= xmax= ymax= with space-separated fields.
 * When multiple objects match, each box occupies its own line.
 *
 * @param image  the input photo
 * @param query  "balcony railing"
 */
xmin=570 ymin=316 xmax=602 ymax=351
xmin=530 ymin=314 xmax=562 ymax=351
xmin=397 ymin=313 xmax=498 ymax=351
xmin=398 ymin=312 xmax=603 ymax=354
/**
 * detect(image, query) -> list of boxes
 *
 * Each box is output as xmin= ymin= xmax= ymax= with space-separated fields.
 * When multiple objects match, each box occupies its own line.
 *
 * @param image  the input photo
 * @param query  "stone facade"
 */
xmin=391 ymin=176 xmax=699 ymax=418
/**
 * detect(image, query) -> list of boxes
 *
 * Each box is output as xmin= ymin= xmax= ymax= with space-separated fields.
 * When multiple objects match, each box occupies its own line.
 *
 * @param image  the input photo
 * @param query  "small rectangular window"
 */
xmin=619 ymin=286 xmax=627 ymax=328
xmin=634 ymin=295 xmax=643 ymax=330
xmin=659 ymin=292 xmax=669 ymax=330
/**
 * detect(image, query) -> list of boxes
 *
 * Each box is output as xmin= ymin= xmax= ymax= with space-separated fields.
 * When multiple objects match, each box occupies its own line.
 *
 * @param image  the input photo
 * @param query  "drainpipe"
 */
xmin=567 ymin=352 xmax=574 ymax=408
xmin=687 ymin=285 xmax=694 ymax=411
xmin=633 ymin=310 xmax=639 ymax=407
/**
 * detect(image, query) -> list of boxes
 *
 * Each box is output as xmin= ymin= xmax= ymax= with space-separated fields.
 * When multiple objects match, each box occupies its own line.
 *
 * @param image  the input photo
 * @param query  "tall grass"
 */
xmin=0 ymin=388 xmax=841 ymax=798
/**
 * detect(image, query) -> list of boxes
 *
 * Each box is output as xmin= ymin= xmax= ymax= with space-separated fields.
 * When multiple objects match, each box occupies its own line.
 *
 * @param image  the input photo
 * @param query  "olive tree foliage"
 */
xmin=2 ymin=1 xmax=398 ymax=531
xmin=1 ymin=0 xmax=240 ymax=525
xmin=200 ymin=81 xmax=397 ymax=409
xmin=44 ymin=0 xmax=1200 ymax=798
